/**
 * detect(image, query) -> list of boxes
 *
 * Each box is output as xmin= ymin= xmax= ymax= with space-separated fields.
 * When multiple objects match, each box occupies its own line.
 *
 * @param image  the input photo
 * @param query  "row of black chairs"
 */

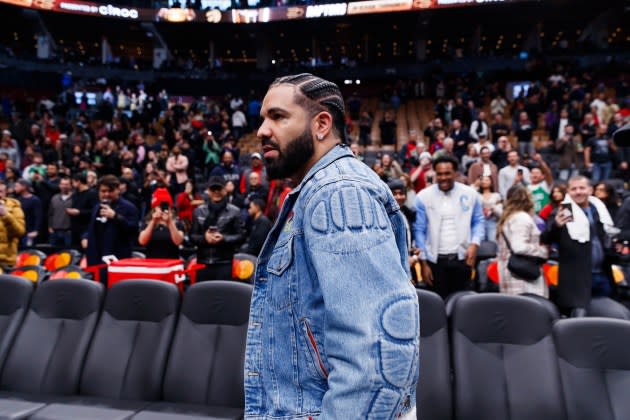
xmin=0 ymin=276 xmax=251 ymax=420
xmin=2 ymin=274 xmax=629 ymax=419
xmin=418 ymin=290 xmax=630 ymax=420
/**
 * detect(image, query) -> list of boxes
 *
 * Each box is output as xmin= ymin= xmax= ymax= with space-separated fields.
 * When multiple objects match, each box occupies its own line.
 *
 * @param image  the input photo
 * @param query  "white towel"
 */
xmin=563 ymin=196 xmax=614 ymax=243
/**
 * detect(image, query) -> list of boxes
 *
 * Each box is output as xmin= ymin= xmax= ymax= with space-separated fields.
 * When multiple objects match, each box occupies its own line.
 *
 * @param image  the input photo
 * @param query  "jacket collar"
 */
xmin=288 ymin=144 xmax=352 ymax=197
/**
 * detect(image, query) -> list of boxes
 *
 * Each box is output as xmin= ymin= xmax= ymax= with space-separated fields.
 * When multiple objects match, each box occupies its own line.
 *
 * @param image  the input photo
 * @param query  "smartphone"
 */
xmin=427 ymin=175 xmax=434 ymax=183
xmin=207 ymin=225 xmax=218 ymax=233
xmin=160 ymin=202 xmax=169 ymax=212
xmin=561 ymin=202 xmax=573 ymax=218
xmin=100 ymin=200 xmax=110 ymax=208
xmin=517 ymin=168 xmax=523 ymax=176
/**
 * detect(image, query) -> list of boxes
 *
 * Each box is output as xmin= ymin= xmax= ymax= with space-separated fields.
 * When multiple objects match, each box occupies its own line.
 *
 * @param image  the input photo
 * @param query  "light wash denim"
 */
xmin=483 ymin=218 xmax=497 ymax=242
xmin=244 ymin=145 xmax=420 ymax=420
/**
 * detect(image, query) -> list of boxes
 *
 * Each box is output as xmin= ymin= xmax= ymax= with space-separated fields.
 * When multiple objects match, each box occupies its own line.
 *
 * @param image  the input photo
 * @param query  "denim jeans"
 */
xmin=590 ymin=162 xmax=612 ymax=183
xmin=483 ymin=218 xmax=497 ymax=242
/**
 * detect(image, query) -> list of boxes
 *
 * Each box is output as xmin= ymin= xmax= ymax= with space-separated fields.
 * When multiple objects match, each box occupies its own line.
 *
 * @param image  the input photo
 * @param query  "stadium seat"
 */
xmin=0 ymin=279 xmax=104 ymax=395
xmin=80 ymin=280 xmax=179 ymax=400
xmin=586 ymin=297 xmax=630 ymax=320
xmin=554 ymin=318 xmax=630 ymax=420
xmin=135 ymin=281 xmax=252 ymax=419
xmin=0 ymin=279 xmax=103 ymax=419
xmin=450 ymin=294 xmax=567 ymax=420
xmin=232 ymin=253 xmax=256 ymax=283
xmin=444 ymin=290 xmax=475 ymax=317
xmin=416 ymin=290 xmax=451 ymax=420
xmin=0 ymin=276 xmax=33 ymax=372
xmin=30 ymin=280 xmax=180 ymax=419
xmin=14 ymin=250 xmax=47 ymax=268
xmin=43 ymin=249 xmax=82 ymax=272
xmin=8 ymin=265 xmax=47 ymax=284
xmin=520 ymin=293 xmax=561 ymax=320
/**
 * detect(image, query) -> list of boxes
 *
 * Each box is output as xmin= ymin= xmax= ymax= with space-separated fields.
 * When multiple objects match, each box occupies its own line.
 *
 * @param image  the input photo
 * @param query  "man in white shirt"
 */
xmin=469 ymin=110 xmax=489 ymax=142
xmin=414 ymin=155 xmax=485 ymax=298
xmin=498 ymin=150 xmax=531 ymax=199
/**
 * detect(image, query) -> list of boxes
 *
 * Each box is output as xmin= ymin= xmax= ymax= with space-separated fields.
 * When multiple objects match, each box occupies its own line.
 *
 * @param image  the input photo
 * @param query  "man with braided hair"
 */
xmin=244 ymin=73 xmax=419 ymax=419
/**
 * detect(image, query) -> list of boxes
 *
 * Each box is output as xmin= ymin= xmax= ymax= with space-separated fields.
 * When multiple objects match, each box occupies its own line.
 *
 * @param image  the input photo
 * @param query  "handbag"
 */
xmin=501 ymin=231 xmax=545 ymax=282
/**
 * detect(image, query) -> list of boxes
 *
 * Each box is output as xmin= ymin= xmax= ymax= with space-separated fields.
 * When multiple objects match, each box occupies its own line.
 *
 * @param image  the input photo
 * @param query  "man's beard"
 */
xmin=264 ymin=128 xmax=314 ymax=180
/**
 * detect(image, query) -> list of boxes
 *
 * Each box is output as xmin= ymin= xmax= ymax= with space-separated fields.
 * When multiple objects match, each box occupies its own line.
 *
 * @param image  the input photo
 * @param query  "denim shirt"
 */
xmin=244 ymin=145 xmax=420 ymax=420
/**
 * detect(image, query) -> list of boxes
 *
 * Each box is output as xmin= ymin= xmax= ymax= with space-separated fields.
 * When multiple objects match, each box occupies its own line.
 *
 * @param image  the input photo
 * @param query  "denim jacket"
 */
xmin=244 ymin=145 xmax=420 ymax=420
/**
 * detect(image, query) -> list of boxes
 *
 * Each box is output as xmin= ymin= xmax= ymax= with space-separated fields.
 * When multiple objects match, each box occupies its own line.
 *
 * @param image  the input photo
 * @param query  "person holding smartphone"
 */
xmin=498 ymin=150 xmax=531 ymax=199
xmin=85 ymin=175 xmax=139 ymax=281
xmin=138 ymin=188 xmax=184 ymax=259
xmin=190 ymin=176 xmax=245 ymax=281
xmin=541 ymin=175 xmax=617 ymax=317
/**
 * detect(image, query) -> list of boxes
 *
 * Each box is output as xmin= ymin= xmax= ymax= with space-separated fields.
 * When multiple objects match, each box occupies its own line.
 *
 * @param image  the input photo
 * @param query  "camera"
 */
xmin=159 ymin=202 xmax=169 ymax=212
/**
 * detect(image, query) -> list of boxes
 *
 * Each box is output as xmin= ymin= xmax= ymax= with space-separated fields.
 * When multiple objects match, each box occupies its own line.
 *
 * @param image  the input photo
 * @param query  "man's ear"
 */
xmin=313 ymin=111 xmax=334 ymax=140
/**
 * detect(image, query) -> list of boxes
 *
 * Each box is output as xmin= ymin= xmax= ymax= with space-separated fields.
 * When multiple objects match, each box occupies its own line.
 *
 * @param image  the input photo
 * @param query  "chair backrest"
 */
xmin=79 ymin=280 xmax=179 ymax=401
xmin=44 ymin=250 xmax=82 ymax=272
xmin=15 ymin=250 xmax=47 ymax=268
xmin=444 ymin=290 xmax=475 ymax=318
xmin=0 ymin=279 xmax=103 ymax=394
xmin=49 ymin=266 xmax=89 ymax=281
xmin=450 ymin=294 xmax=567 ymax=420
xmin=520 ymin=293 xmax=561 ymax=320
xmin=586 ymin=297 xmax=630 ymax=320
xmin=0 ymin=275 xmax=33 ymax=372
xmin=9 ymin=265 xmax=47 ymax=284
xmin=232 ymin=253 xmax=257 ymax=283
xmin=554 ymin=318 xmax=630 ymax=420
xmin=416 ymin=289 xmax=452 ymax=420
xmin=162 ymin=281 xmax=252 ymax=407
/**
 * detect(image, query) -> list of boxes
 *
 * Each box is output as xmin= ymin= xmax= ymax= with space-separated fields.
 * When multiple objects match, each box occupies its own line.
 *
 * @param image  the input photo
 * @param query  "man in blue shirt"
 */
xmin=244 ymin=74 xmax=419 ymax=420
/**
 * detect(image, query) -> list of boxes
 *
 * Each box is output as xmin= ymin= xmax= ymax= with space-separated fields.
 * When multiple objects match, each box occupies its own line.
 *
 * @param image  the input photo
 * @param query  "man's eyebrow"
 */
xmin=261 ymin=107 xmax=288 ymax=117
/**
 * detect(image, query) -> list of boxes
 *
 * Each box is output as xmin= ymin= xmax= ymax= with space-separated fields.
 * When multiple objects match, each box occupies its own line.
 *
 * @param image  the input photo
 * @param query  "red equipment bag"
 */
xmin=107 ymin=258 xmax=186 ymax=291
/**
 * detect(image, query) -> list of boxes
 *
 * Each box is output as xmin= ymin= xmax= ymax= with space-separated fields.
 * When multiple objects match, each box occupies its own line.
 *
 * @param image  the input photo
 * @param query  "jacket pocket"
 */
xmin=267 ymin=235 xmax=294 ymax=309
xmin=300 ymin=318 xmax=329 ymax=380
xmin=267 ymin=235 xmax=293 ymax=276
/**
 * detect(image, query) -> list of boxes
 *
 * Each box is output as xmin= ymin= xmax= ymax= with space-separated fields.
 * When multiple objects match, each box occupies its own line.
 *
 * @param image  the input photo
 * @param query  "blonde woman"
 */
xmin=497 ymin=185 xmax=549 ymax=296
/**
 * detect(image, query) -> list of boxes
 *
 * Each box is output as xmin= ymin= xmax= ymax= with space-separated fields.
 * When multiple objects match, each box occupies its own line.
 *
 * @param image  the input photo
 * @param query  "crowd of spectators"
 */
xmin=0 ymin=67 xmax=628 ymax=308
xmin=355 ymin=69 xmax=630 ymax=311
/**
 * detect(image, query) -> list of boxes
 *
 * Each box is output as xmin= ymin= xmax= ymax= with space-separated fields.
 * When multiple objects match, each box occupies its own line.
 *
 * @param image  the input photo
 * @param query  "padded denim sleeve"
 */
xmin=470 ymin=194 xmax=485 ymax=246
xmin=303 ymin=182 xmax=420 ymax=420
xmin=412 ymin=195 xmax=429 ymax=261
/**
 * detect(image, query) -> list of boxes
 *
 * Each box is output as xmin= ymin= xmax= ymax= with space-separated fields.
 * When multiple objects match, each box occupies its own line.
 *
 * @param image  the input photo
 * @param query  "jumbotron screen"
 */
xmin=0 ymin=0 xmax=530 ymax=23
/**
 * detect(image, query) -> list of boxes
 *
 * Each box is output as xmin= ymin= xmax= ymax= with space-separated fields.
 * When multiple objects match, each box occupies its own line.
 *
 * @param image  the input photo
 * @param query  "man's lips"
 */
xmin=262 ymin=144 xmax=279 ymax=158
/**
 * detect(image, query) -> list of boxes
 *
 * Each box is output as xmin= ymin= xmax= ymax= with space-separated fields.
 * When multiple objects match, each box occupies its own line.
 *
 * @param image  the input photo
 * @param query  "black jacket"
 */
xmin=241 ymin=215 xmax=273 ymax=256
xmin=190 ymin=201 xmax=245 ymax=264
xmin=70 ymin=188 xmax=98 ymax=237
xmin=541 ymin=206 xmax=615 ymax=309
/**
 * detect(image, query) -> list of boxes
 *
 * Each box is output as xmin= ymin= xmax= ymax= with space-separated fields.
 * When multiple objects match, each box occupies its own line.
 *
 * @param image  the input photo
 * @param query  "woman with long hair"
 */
xmin=477 ymin=175 xmax=502 ymax=242
xmin=539 ymin=183 xmax=567 ymax=221
xmin=497 ymin=185 xmax=549 ymax=296
xmin=593 ymin=181 xmax=620 ymax=221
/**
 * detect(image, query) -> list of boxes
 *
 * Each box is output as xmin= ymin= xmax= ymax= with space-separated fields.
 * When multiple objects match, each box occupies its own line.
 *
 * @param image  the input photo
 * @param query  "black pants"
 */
xmin=429 ymin=256 xmax=472 ymax=300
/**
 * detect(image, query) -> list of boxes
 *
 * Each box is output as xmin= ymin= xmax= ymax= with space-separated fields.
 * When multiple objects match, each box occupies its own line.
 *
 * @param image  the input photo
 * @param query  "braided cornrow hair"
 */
xmin=271 ymin=73 xmax=348 ymax=144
